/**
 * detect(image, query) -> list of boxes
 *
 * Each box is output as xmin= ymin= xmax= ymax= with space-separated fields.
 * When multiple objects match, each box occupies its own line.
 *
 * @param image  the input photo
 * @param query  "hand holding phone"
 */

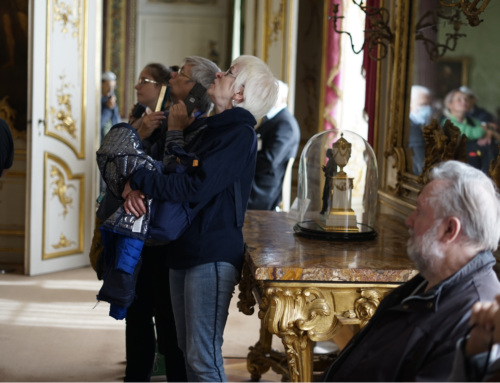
xmin=168 ymin=100 xmax=195 ymax=131
xmin=184 ymin=83 xmax=207 ymax=116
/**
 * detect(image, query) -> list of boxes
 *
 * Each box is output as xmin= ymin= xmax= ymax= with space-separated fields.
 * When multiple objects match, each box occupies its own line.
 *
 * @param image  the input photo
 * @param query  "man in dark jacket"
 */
xmin=248 ymin=80 xmax=300 ymax=210
xmin=322 ymin=160 xmax=500 ymax=382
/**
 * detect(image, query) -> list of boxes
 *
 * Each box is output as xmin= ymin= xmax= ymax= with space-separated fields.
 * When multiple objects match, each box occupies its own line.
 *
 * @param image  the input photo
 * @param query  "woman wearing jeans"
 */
xmin=122 ymin=56 xmax=278 ymax=382
xmin=122 ymin=55 xmax=278 ymax=381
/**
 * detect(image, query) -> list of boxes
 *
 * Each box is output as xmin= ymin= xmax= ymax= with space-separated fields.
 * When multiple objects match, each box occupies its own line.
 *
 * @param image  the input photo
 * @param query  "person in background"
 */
xmin=443 ymin=89 xmax=492 ymax=173
xmin=101 ymin=71 xmax=120 ymax=141
xmin=460 ymin=85 xmax=496 ymax=125
xmin=321 ymin=161 xmax=500 ymax=382
xmin=409 ymin=85 xmax=432 ymax=175
xmin=247 ymin=80 xmax=300 ymax=210
xmin=0 ymin=118 xmax=14 ymax=178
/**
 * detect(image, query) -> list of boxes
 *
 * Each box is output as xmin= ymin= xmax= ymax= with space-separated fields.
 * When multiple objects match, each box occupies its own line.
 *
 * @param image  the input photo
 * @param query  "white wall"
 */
xmin=135 ymin=0 xmax=229 ymax=85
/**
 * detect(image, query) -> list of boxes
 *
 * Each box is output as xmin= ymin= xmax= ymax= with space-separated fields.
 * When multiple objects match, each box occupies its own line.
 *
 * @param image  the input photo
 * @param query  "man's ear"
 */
xmin=442 ymin=216 xmax=461 ymax=244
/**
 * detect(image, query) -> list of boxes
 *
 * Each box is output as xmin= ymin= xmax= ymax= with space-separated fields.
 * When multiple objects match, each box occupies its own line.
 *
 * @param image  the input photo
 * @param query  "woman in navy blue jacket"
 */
xmin=122 ymin=55 xmax=278 ymax=382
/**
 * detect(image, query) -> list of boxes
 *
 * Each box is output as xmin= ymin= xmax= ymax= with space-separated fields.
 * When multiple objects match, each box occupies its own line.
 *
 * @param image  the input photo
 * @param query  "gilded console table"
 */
xmin=237 ymin=211 xmax=417 ymax=382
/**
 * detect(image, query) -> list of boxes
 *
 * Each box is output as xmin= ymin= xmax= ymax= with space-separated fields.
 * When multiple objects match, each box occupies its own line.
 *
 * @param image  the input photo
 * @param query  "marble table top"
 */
xmin=243 ymin=211 xmax=418 ymax=283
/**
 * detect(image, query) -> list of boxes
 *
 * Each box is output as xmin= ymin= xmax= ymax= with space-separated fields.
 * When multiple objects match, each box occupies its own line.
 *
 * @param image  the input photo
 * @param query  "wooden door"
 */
xmin=26 ymin=0 xmax=102 ymax=275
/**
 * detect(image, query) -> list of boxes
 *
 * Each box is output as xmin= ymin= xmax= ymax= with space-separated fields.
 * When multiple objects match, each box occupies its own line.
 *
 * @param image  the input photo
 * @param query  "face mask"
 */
xmin=410 ymin=105 xmax=432 ymax=125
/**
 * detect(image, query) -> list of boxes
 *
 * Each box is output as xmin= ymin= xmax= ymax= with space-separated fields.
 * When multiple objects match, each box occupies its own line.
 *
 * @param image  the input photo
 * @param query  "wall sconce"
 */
xmin=439 ymin=0 xmax=491 ymax=27
xmin=328 ymin=1 xmax=394 ymax=61
xmin=415 ymin=8 xmax=466 ymax=62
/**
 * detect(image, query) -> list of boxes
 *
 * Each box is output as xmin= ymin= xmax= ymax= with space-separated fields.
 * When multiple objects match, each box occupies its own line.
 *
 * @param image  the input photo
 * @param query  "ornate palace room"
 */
xmin=1 ymin=0 xmax=500 ymax=382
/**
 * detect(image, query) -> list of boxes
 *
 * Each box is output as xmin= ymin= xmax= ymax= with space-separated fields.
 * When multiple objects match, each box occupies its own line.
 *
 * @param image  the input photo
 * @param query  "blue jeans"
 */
xmin=170 ymin=262 xmax=240 ymax=382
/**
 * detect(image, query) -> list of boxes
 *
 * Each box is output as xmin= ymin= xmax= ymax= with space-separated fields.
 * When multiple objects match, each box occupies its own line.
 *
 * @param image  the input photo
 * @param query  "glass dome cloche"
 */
xmin=294 ymin=129 xmax=378 ymax=241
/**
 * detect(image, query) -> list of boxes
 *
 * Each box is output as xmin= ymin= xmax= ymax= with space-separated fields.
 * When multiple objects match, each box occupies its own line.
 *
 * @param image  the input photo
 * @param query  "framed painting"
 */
xmin=435 ymin=56 xmax=469 ymax=100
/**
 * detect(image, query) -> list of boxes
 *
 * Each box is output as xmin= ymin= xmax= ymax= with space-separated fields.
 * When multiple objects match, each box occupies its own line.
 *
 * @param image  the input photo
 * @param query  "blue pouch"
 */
xmin=147 ymin=144 xmax=206 ymax=242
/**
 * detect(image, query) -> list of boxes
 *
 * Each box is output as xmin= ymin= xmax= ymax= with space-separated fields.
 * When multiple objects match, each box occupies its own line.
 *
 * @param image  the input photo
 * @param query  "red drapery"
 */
xmin=363 ymin=0 xmax=380 ymax=147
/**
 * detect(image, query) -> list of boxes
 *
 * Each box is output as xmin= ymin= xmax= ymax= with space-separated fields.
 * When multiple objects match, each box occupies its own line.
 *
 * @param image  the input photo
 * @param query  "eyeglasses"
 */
xmin=137 ymin=77 xmax=158 ymax=86
xmin=178 ymin=68 xmax=194 ymax=81
xmin=225 ymin=68 xmax=237 ymax=78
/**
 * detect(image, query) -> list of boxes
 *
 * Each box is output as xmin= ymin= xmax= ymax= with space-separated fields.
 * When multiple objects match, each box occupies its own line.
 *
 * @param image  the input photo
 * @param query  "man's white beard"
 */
xmin=407 ymin=221 xmax=444 ymax=279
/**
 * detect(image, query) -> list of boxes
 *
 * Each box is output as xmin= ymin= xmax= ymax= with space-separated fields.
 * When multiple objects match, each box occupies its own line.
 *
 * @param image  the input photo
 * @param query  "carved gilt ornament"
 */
xmin=50 ymin=165 xmax=76 ymax=218
xmin=53 ymin=0 xmax=81 ymax=40
xmin=52 ymin=233 xmax=76 ymax=249
xmin=439 ymin=0 xmax=491 ymax=27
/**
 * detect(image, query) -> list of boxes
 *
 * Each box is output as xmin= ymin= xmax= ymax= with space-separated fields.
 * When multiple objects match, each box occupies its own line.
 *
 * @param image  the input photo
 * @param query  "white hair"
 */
xmin=407 ymin=223 xmax=444 ymax=279
xmin=411 ymin=85 xmax=430 ymax=100
xmin=428 ymin=161 xmax=500 ymax=252
xmin=459 ymin=86 xmax=477 ymax=100
xmin=102 ymin=71 xmax=116 ymax=82
xmin=230 ymin=55 xmax=279 ymax=120
xmin=277 ymin=80 xmax=289 ymax=101
xmin=182 ymin=56 xmax=221 ymax=114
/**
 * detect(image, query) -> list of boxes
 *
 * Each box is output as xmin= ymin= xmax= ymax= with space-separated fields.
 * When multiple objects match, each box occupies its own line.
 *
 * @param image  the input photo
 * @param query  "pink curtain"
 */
xmin=363 ymin=0 xmax=380 ymax=147
xmin=323 ymin=1 xmax=342 ymax=131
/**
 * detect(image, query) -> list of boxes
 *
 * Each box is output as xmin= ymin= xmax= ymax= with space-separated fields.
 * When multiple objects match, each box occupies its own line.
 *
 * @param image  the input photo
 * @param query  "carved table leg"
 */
xmin=236 ymin=260 xmax=398 ymax=383
xmin=280 ymin=332 xmax=313 ymax=382
xmin=247 ymin=318 xmax=273 ymax=381
xmin=259 ymin=286 xmax=341 ymax=382
xmin=258 ymin=283 xmax=396 ymax=382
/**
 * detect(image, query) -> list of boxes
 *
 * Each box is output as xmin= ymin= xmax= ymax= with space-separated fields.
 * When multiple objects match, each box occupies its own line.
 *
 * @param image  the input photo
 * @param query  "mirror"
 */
xmin=405 ymin=0 xmax=500 ymax=176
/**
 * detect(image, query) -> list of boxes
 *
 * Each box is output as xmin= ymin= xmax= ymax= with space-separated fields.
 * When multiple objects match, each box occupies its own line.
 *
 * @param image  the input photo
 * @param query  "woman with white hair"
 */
xmin=121 ymin=55 xmax=278 ymax=382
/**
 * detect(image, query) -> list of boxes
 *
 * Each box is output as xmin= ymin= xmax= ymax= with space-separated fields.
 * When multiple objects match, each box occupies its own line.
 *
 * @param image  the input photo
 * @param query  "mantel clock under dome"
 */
xmin=294 ymin=129 xmax=378 ymax=240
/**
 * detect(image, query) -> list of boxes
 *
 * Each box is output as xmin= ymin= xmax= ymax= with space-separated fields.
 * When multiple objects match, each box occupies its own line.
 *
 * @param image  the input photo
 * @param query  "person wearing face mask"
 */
xmin=444 ymin=89 xmax=492 ymax=172
xmin=409 ymin=85 xmax=433 ymax=175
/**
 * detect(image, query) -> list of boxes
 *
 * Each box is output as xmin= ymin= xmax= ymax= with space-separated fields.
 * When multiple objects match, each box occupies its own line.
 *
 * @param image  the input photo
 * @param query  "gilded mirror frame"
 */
xmin=378 ymin=0 xmax=494 ymax=219
xmin=378 ymin=0 xmax=419 ymax=219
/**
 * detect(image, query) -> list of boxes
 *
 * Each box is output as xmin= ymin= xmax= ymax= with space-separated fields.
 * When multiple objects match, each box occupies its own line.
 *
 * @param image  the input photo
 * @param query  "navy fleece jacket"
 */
xmin=130 ymin=107 xmax=257 ymax=272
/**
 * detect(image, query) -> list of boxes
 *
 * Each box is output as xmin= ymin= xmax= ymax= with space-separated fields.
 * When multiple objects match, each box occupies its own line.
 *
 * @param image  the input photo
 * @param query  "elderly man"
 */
xmin=409 ymin=85 xmax=432 ymax=175
xmin=248 ymin=80 xmax=300 ymax=210
xmin=101 ymin=71 xmax=120 ymax=141
xmin=322 ymin=160 xmax=500 ymax=382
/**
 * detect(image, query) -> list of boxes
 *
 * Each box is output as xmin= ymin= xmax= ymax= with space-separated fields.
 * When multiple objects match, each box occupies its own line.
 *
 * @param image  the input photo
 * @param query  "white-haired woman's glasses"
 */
xmin=225 ymin=68 xmax=244 ymax=87
xmin=225 ymin=68 xmax=237 ymax=78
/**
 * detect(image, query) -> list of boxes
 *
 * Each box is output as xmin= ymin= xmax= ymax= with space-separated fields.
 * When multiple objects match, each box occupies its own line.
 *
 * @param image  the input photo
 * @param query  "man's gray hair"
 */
xmin=230 ymin=55 xmax=278 ymax=120
xmin=181 ymin=56 xmax=221 ymax=114
xmin=102 ymin=71 xmax=117 ymax=82
xmin=411 ymin=85 xmax=430 ymax=100
xmin=429 ymin=161 xmax=500 ymax=251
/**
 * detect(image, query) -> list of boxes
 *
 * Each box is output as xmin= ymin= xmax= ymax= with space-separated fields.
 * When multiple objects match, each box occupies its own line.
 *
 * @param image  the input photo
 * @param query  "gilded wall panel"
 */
xmin=44 ymin=0 xmax=88 ymax=159
xmin=42 ymin=153 xmax=84 ymax=260
xmin=261 ymin=0 xmax=294 ymax=83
